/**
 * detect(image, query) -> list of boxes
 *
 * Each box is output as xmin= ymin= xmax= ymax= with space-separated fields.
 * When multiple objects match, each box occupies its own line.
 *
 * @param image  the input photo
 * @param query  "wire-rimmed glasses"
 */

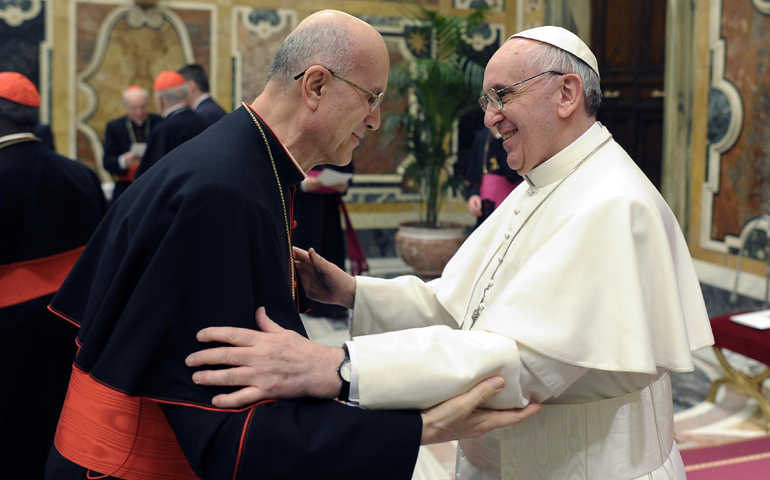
xmin=478 ymin=71 xmax=564 ymax=112
xmin=294 ymin=67 xmax=385 ymax=113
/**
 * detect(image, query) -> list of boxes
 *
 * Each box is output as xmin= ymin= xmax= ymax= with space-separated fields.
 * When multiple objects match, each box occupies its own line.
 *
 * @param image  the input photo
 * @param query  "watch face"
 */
xmin=340 ymin=359 xmax=352 ymax=382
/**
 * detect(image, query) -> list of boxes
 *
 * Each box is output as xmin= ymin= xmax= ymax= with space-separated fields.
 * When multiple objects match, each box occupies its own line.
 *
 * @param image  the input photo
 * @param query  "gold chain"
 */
xmin=242 ymin=102 xmax=296 ymax=301
xmin=467 ymin=136 xmax=612 ymax=329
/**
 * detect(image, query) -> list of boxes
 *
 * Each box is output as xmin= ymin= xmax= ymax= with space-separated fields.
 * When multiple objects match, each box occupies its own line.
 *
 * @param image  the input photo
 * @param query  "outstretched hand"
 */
xmin=186 ymin=307 xmax=344 ymax=408
xmin=294 ymin=247 xmax=356 ymax=309
xmin=420 ymin=378 xmax=541 ymax=445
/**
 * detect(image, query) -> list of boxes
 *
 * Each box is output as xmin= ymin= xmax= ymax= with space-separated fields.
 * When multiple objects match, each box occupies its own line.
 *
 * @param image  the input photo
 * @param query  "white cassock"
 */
xmin=346 ymin=123 xmax=714 ymax=480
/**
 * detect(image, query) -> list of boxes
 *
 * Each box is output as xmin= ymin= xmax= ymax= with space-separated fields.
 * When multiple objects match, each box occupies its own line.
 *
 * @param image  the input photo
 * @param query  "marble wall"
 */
xmin=699 ymin=0 xmax=770 ymax=259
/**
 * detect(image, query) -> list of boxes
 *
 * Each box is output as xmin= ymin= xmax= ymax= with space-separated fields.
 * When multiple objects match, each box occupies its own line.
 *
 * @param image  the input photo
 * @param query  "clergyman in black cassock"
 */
xmin=0 ymin=72 xmax=106 ymax=480
xmin=102 ymin=85 xmax=163 ymax=203
xmin=133 ymin=106 xmax=207 ymax=178
xmin=45 ymin=105 xmax=422 ymax=480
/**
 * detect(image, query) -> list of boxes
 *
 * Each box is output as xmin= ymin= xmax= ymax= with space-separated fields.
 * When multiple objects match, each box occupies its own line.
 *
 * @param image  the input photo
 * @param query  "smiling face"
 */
xmin=482 ymin=39 xmax=565 ymax=175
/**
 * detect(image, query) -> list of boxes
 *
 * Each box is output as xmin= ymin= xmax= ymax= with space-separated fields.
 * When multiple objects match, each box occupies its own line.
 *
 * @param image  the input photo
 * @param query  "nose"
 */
xmin=365 ymin=105 xmax=381 ymax=131
xmin=483 ymin=107 xmax=502 ymax=130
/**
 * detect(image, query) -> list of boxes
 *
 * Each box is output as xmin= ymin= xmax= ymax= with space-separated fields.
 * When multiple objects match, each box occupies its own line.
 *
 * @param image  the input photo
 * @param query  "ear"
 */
xmin=555 ymin=73 xmax=583 ymax=118
xmin=298 ymin=65 xmax=329 ymax=112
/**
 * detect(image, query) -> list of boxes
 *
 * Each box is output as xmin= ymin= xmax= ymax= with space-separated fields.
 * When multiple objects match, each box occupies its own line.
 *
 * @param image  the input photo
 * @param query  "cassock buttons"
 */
xmin=292 ymin=220 xmax=297 ymax=229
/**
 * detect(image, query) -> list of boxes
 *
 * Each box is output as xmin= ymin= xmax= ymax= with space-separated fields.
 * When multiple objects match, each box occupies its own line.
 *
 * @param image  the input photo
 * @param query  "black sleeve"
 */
xmin=103 ymin=122 xmax=127 ymax=175
xmin=461 ymin=129 xmax=488 ymax=199
xmin=160 ymin=398 xmax=422 ymax=480
xmin=134 ymin=128 xmax=165 ymax=178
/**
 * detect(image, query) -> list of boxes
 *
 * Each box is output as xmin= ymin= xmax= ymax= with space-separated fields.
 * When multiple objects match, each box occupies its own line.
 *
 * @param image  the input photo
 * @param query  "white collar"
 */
xmin=0 ymin=132 xmax=37 ymax=144
xmin=523 ymin=122 xmax=609 ymax=189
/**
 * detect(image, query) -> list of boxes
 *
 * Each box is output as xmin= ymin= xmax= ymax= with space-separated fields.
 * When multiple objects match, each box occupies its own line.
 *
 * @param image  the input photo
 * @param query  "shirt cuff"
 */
xmin=118 ymin=153 xmax=128 ymax=170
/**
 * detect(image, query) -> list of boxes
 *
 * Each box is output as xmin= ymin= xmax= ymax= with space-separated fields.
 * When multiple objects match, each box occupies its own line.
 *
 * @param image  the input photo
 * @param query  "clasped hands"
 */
xmin=185 ymin=247 xmax=540 ymax=444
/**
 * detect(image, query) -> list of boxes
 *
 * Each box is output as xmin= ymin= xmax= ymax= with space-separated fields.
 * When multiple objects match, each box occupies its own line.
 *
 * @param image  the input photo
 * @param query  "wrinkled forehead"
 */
xmin=483 ymin=38 xmax=533 ymax=91
xmin=351 ymin=36 xmax=390 ymax=93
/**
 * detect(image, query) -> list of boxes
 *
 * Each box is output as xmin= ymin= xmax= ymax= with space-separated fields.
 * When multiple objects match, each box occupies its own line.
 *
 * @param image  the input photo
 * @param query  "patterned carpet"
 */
xmin=680 ymin=436 xmax=770 ymax=479
xmin=674 ymin=347 xmax=770 ymax=451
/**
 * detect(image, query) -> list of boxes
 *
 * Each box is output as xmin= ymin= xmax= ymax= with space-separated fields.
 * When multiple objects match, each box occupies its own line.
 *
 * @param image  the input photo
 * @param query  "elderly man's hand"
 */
xmin=186 ymin=307 xmax=343 ymax=407
xmin=420 ymin=378 xmax=541 ymax=445
xmin=294 ymin=247 xmax=356 ymax=308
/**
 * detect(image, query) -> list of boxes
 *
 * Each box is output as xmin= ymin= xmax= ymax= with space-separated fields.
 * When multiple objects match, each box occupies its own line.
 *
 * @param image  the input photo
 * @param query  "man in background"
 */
xmin=102 ymin=85 xmax=162 ymax=203
xmin=179 ymin=63 xmax=227 ymax=126
xmin=134 ymin=70 xmax=208 ymax=178
xmin=462 ymin=126 xmax=522 ymax=228
xmin=0 ymin=71 xmax=105 ymax=480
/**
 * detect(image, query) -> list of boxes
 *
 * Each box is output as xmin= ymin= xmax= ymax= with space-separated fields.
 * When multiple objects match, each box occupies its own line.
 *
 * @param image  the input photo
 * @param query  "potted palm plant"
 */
xmin=387 ymin=5 xmax=490 ymax=279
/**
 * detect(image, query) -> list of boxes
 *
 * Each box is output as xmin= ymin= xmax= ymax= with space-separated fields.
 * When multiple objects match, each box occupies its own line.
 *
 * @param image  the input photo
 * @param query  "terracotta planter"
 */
xmin=395 ymin=222 xmax=467 ymax=280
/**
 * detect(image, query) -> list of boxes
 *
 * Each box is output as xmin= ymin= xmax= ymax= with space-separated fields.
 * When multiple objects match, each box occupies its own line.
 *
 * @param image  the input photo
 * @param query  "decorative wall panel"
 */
xmin=72 ymin=1 xmax=214 ymax=177
xmin=701 ymin=0 xmax=770 ymax=259
xmin=0 ymin=0 xmax=52 ymax=121
xmin=231 ymin=7 xmax=296 ymax=109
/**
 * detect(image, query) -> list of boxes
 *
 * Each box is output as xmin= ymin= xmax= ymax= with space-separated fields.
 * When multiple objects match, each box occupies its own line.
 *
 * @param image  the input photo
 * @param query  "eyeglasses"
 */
xmin=478 ymin=70 xmax=564 ymax=112
xmin=294 ymin=67 xmax=385 ymax=113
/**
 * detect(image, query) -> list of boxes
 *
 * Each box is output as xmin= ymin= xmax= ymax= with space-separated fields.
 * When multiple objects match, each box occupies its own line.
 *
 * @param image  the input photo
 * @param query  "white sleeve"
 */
xmin=351 ymin=275 xmax=457 ymax=337
xmin=347 ymin=328 xmax=590 ymax=410
xmin=349 ymin=326 xmax=524 ymax=410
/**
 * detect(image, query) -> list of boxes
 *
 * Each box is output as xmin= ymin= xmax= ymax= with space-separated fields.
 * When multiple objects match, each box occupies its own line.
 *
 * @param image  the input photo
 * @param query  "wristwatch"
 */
xmin=337 ymin=344 xmax=351 ymax=402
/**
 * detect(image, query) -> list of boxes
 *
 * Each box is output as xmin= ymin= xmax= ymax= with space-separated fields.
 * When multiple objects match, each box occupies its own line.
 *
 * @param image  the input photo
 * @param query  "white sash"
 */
xmin=460 ymin=373 xmax=676 ymax=479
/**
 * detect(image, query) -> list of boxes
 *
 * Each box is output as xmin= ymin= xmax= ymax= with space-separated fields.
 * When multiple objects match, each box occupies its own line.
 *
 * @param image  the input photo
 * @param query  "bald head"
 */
xmin=268 ymin=10 xmax=387 ymax=87
xmin=122 ymin=87 xmax=150 ymax=125
xmin=252 ymin=10 xmax=389 ymax=172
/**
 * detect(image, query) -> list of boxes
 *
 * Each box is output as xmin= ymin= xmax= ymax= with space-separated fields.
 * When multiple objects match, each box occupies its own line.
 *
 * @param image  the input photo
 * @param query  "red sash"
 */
xmin=0 ymin=246 xmax=84 ymax=308
xmin=55 ymin=368 xmax=201 ymax=480
xmin=114 ymin=163 xmax=140 ymax=183
xmin=337 ymin=197 xmax=369 ymax=275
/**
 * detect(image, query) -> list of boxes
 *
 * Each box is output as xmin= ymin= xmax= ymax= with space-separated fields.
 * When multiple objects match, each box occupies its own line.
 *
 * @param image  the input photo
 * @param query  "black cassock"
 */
xmin=102 ymin=113 xmax=163 ymax=203
xmin=46 ymin=106 xmax=421 ymax=480
xmin=134 ymin=107 xmax=209 ymax=179
xmin=0 ymin=138 xmax=105 ymax=480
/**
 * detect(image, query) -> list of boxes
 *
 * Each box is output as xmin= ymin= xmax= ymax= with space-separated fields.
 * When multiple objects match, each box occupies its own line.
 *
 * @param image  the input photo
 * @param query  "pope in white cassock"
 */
xmin=188 ymin=26 xmax=715 ymax=480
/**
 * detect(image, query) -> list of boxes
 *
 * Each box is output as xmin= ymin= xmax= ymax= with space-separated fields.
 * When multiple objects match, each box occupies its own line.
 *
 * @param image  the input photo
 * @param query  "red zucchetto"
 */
xmin=0 ymin=72 xmax=41 ymax=107
xmin=153 ymin=71 xmax=186 ymax=91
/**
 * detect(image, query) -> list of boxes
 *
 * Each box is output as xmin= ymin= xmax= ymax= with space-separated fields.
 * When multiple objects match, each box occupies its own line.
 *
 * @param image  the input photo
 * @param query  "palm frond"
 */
xmin=387 ymin=4 xmax=491 ymax=227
